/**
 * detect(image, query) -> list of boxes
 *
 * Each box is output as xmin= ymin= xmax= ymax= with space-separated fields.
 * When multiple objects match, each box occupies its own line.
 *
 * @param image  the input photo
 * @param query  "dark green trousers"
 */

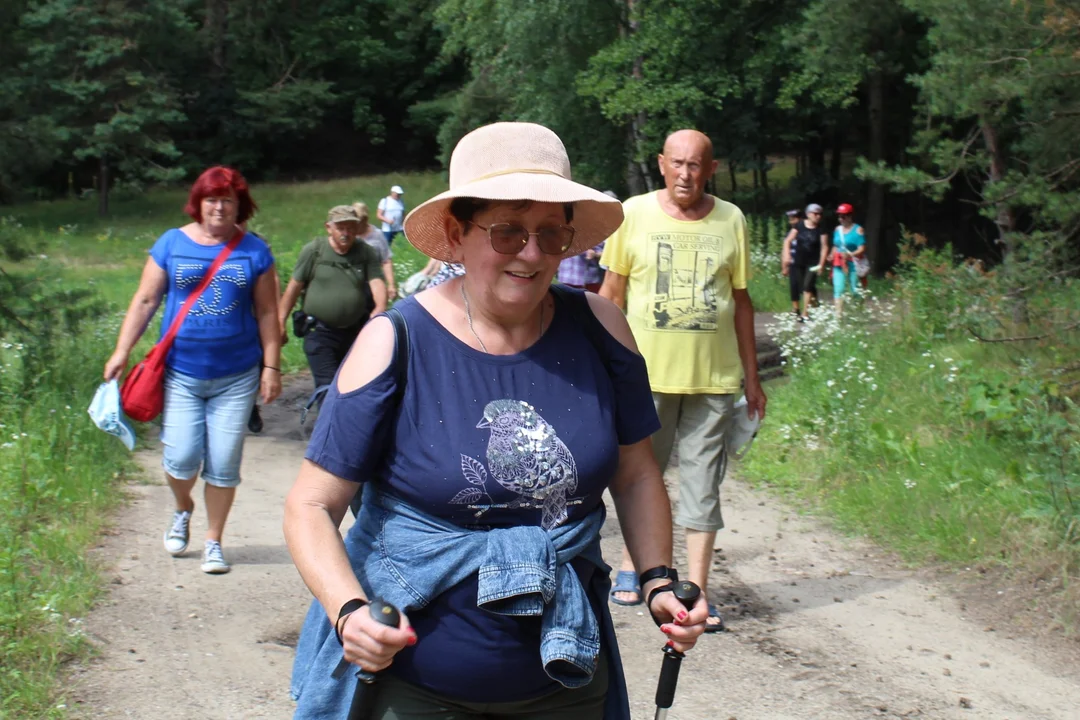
xmin=370 ymin=653 xmax=609 ymax=719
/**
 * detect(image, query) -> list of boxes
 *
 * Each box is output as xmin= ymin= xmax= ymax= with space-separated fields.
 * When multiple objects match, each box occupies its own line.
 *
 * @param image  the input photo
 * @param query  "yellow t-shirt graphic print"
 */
xmin=602 ymin=191 xmax=750 ymax=394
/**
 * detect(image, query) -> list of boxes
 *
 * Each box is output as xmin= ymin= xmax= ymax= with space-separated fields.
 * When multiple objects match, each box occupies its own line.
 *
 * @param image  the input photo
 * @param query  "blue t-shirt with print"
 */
xmin=304 ymin=288 xmax=660 ymax=702
xmin=149 ymin=228 xmax=274 ymax=379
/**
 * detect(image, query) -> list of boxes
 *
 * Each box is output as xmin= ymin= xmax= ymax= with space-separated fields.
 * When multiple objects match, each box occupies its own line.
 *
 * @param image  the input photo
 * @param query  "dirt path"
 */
xmin=68 ymin=377 xmax=1080 ymax=719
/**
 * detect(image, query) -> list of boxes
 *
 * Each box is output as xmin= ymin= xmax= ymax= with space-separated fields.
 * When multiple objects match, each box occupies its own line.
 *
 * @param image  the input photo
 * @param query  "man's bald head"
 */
xmin=662 ymin=129 xmax=714 ymax=161
xmin=658 ymin=129 xmax=718 ymax=212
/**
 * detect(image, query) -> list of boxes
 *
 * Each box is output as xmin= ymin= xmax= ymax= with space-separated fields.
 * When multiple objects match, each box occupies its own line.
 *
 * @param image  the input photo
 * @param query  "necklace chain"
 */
xmin=460 ymin=282 xmax=543 ymax=354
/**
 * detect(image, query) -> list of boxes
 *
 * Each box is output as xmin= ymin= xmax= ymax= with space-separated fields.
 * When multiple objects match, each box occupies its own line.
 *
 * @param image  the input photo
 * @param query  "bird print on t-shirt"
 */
xmin=455 ymin=399 xmax=578 ymax=530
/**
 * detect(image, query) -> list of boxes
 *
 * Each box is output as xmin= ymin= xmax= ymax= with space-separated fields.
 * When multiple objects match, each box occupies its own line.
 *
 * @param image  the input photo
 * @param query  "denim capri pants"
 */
xmin=160 ymin=366 xmax=260 ymax=487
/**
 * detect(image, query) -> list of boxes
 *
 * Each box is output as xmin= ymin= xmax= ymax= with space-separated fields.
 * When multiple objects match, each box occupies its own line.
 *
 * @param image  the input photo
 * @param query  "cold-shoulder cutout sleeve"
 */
xmin=574 ymin=290 xmax=660 ymax=446
xmin=304 ymin=314 xmax=399 ymax=483
xmin=303 ymin=364 xmax=399 ymax=483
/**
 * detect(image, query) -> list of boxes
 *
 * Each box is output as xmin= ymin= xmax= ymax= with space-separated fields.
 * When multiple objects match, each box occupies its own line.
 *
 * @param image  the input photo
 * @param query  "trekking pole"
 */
xmin=342 ymin=598 xmax=401 ymax=720
xmin=654 ymin=580 xmax=702 ymax=720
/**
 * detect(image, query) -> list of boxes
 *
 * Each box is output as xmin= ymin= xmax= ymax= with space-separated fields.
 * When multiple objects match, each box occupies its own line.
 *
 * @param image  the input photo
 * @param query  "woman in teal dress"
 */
xmin=831 ymin=202 xmax=865 ymax=313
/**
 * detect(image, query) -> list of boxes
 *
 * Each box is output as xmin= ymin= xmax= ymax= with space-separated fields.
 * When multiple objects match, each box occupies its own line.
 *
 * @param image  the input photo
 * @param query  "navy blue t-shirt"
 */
xmin=149 ymin=229 xmax=274 ymax=379
xmin=305 ymin=288 xmax=660 ymax=701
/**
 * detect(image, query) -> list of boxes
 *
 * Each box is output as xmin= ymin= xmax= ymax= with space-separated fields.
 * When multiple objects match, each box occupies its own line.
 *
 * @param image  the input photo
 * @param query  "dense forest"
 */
xmin=2 ymin=0 xmax=1079 ymax=272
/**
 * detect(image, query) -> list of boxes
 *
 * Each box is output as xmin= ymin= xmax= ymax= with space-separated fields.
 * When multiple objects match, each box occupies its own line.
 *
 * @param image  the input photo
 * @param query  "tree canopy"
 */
xmin=1 ymin=0 xmax=1078 ymax=278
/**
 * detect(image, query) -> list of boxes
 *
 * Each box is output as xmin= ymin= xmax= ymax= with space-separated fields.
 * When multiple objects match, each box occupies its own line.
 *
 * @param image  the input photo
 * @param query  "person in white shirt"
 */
xmin=376 ymin=185 xmax=406 ymax=246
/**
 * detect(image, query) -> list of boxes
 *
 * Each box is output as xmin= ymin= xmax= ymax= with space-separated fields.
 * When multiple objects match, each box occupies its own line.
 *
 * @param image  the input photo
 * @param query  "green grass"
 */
xmin=6 ymin=173 xmax=440 ymax=373
xmin=715 ymin=155 xmax=800 ymax=196
xmin=0 ymin=321 xmax=135 ymax=719
xmin=8 ymin=173 xmax=792 ymax=363
xmin=742 ymin=285 xmax=1080 ymax=591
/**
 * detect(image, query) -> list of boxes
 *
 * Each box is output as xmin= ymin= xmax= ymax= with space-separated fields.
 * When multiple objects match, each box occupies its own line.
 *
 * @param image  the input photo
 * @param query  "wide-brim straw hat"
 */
xmin=403 ymin=122 xmax=624 ymax=262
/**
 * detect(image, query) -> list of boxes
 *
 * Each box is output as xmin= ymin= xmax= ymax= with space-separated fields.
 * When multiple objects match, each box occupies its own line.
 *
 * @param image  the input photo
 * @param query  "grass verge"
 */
xmin=0 ymin=319 xmax=136 ymax=719
xmin=741 ymin=258 xmax=1080 ymax=631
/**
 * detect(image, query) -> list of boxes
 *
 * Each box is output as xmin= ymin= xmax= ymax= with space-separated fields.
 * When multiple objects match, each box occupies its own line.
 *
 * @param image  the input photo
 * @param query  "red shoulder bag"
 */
xmin=121 ymin=230 xmax=244 ymax=422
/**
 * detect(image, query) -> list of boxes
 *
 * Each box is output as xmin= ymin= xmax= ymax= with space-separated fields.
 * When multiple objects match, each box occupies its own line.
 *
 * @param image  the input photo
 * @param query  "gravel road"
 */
xmin=68 ymin=378 xmax=1080 ymax=719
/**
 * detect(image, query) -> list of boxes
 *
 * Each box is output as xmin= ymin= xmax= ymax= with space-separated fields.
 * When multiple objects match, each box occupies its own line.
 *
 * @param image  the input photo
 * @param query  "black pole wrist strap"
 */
xmin=639 ymin=565 xmax=678 ymax=588
xmin=646 ymin=583 xmax=675 ymax=627
xmin=335 ymin=598 xmax=368 ymax=645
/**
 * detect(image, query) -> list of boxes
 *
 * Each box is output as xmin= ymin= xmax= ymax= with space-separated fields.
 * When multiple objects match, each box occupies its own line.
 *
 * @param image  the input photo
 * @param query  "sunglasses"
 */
xmin=472 ymin=222 xmax=576 ymax=256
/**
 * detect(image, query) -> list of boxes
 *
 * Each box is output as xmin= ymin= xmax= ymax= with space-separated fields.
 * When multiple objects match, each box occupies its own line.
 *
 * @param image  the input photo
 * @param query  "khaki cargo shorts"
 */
xmin=652 ymin=392 xmax=735 ymax=533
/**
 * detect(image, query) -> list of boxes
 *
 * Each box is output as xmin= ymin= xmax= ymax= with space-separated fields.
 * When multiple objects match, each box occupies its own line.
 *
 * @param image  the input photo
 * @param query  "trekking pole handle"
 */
xmin=346 ymin=598 xmax=401 ymax=720
xmin=654 ymin=581 xmax=701 ymax=719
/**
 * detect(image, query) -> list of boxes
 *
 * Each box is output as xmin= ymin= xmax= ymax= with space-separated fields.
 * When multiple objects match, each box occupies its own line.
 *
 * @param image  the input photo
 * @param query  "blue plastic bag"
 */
xmin=88 ymin=379 xmax=136 ymax=451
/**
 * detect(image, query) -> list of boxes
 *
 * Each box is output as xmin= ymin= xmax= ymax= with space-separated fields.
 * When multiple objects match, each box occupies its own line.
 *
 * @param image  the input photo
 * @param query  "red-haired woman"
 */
xmin=104 ymin=166 xmax=282 ymax=575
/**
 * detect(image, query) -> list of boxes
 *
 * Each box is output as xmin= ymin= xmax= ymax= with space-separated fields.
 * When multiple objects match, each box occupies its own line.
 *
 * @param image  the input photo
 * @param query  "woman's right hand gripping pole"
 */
xmin=338 ymin=602 xmax=417 ymax=673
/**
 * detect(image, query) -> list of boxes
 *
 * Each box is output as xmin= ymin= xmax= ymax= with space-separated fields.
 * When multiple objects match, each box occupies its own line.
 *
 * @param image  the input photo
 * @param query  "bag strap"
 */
xmin=385 ymin=306 xmax=409 ymax=404
xmin=548 ymin=283 xmax=613 ymax=377
xmin=311 ymin=237 xmax=368 ymax=292
xmin=159 ymin=229 xmax=244 ymax=350
xmin=347 ymin=307 xmax=408 ymax=520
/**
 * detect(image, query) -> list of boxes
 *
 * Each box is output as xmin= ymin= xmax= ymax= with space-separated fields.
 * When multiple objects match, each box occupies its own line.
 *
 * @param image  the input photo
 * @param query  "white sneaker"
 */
xmin=163 ymin=508 xmax=193 ymax=556
xmin=201 ymin=540 xmax=231 ymax=574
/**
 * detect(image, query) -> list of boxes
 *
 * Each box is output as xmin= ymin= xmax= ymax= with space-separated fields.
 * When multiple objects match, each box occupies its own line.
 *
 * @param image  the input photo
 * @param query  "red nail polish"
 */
xmin=677 ymin=611 xmax=688 ymax=621
xmin=406 ymin=635 xmax=417 ymax=647
xmin=666 ymin=640 xmax=675 ymax=648
xmin=661 ymin=625 xmax=672 ymax=634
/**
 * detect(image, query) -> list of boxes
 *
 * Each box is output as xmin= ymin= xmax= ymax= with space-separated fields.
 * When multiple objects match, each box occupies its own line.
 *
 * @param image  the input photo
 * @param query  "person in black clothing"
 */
xmin=278 ymin=205 xmax=388 ymax=390
xmin=785 ymin=208 xmax=802 ymax=232
xmin=781 ymin=203 xmax=829 ymax=321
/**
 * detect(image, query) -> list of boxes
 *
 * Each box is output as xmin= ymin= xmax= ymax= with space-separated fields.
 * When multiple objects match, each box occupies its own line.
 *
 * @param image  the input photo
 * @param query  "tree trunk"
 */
xmin=980 ymin=118 xmax=1016 ymax=251
xmin=98 ymin=154 xmax=109 ymax=218
xmin=981 ymin=117 xmax=1026 ymax=323
xmin=204 ymin=0 xmax=228 ymax=69
xmin=865 ymin=69 xmax=886 ymax=276
xmin=830 ymin=128 xmax=843 ymax=181
xmin=625 ymin=127 xmax=645 ymax=196
xmin=625 ymin=0 xmax=654 ymax=194
xmin=807 ymin=131 xmax=826 ymax=179
xmin=760 ymin=153 xmax=771 ymax=207
xmin=728 ymin=160 xmax=738 ymax=194
xmin=633 ymin=112 xmax=654 ymax=192
xmin=751 ymin=167 xmax=760 ymax=214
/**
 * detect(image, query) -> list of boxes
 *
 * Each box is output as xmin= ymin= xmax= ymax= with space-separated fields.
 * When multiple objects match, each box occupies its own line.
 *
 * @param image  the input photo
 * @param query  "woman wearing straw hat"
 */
xmin=284 ymin=122 xmax=708 ymax=719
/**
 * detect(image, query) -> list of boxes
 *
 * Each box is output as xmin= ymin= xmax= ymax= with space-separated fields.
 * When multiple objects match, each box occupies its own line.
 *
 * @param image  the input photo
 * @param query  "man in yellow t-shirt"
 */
xmin=600 ymin=129 xmax=767 ymax=632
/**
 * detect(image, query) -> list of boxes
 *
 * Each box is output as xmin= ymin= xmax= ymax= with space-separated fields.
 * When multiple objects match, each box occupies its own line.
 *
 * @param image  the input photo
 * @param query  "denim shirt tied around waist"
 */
xmin=290 ymin=483 xmax=631 ymax=720
xmin=359 ymin=483 xmax=605 ymax=682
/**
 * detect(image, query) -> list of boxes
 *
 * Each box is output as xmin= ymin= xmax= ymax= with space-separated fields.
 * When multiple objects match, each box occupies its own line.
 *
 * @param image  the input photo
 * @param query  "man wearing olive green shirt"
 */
xmin=279 ymin=205 xmax=387 ymax=389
